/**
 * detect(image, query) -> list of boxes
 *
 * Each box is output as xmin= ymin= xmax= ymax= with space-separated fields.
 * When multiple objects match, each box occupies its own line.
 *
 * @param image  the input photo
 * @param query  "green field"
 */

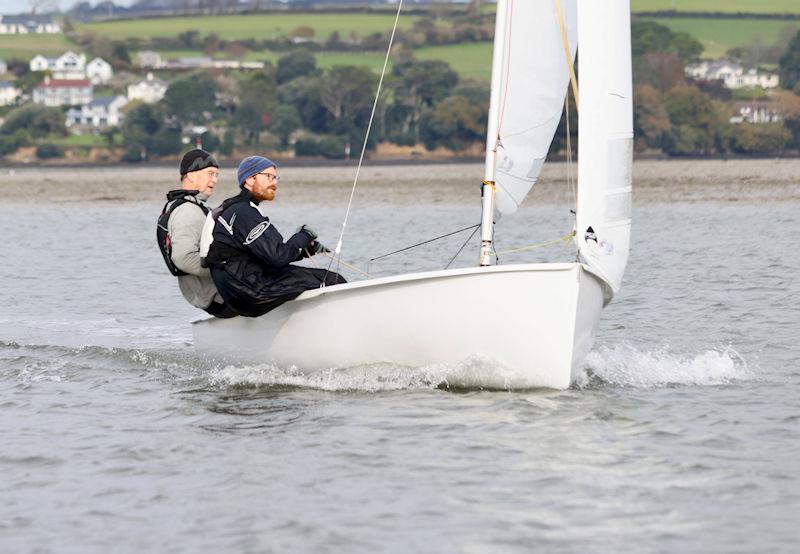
xmin=641 ymin=16 xmax=799 ymax=57
xmin=0 ymin=34 xmax=73 ymax=60
xmin=631 ymin=1 xmax=800 ymax=14
xmin=415 ymin=42 xmax=492 ymax=81
xmin=79 ymin=13 xmax=417 ymax=41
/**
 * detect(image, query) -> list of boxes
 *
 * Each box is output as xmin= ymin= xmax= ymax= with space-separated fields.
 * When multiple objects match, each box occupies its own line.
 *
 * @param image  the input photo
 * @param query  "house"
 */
xmin=127 ymin=72 xmax=167 ymax=104
xmin=729 ymin=101 xmax=783 ymax=124
xmin=0 ymin=80 xmax=21 ymax=106
xmin=86 ymin=57 xmax=113 ymax=85
xmin=66 ymin=95 xmax=128 ymax=128
xmin=29 ymin=51 xmax=87 ymax=80
xmin=0 ymin=58 xmax=7 ymax=74
xmin=137 ymin=51 xmax=162 ymax=69
xmin=686 ymin=59 xmax=779 ymax=90
xmin=0 ymin=14 xmax=61 ymax=34
xmin=33 ymin=77 xmax=93 ymax=107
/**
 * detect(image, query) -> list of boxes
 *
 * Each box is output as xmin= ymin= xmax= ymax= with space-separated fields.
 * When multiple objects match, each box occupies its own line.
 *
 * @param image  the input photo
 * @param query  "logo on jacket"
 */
xmin=218 ymin=213 xmax=236 ymax=235
xmin=244 ymin=221 xmax=270 ymax=245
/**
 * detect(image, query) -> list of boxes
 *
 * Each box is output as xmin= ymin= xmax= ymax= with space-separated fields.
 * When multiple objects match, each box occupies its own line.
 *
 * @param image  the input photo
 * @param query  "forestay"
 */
xmin=492 ymin=0 xmax=577 ymax=215
xmin=576 ymin=0 xmax=633 ymax=293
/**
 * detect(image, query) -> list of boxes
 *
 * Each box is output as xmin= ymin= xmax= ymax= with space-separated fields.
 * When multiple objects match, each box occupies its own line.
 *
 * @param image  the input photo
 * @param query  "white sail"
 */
xmin=490 ymin=0 xmax=577 ymax=215
xmin=576 ymin=0 xmax=633 ymax=293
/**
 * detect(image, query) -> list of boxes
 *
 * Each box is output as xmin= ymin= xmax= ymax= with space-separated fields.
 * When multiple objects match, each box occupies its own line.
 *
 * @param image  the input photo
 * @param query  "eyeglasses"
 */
xmin=256 ymin=172 xmax=280 ymax=182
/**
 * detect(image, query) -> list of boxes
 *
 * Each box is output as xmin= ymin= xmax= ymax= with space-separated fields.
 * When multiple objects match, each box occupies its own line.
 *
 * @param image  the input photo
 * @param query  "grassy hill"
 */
xmin=0 ymin=34 xmax=72 ymax=59
xmin=641 ymin=17 xmax=799 ymax=58
xmin=77 ymin=13 xmax=418 ymax=41
xmin=631 ymin=0 xmax=800 ymax=14
xmin=2 ymin=8 xmax=797 ymax=79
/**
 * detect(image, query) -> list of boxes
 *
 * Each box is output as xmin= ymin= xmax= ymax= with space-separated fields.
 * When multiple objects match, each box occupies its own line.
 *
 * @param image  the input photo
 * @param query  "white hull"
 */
xmin=193 ymin=263 xmax=609 ymax=390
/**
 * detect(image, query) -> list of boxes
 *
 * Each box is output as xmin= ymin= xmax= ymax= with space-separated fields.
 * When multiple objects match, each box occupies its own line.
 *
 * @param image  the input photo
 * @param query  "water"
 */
xmin=1 ymin=163 xmax=799 ymax=552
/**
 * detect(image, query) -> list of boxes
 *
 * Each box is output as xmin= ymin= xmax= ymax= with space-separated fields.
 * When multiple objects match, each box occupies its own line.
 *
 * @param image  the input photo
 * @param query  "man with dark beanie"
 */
xmin=157 ymin=149 xmax=235 ymax=317
xmin=203 ymin=155 xmax=346 ymax=317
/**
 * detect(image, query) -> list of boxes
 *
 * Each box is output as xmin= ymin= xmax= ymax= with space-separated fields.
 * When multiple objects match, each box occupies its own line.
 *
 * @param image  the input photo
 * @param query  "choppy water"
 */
xmin=1 ymin=166 xmax=799 ymax=553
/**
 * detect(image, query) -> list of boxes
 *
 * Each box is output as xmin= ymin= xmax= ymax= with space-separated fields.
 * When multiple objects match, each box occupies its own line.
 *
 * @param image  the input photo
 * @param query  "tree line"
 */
xmin=2 ymin=20 xmax=800 ymax=160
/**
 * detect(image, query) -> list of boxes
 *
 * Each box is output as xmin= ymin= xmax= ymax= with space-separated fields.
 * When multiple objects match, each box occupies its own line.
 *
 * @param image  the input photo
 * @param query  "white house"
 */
xmin=86 ymin=57 xmax=113 ymax=85
xmin=729 ymin=101 xmax=783 ymax=124
xmin=33 ymin=77 xmax=93 ymax=107
xmin=66 ymin=95 xmax=128 ymax=128
xmin=127 ymin=72 xmax=167 ymax=104
xmin=686 ymin=59 xmax=780 ymax=90
xmin=0 ymin=80 xmax=20 ymax=106
xmin=29 ymin=51 xmax=87 ymax=80
xmin=137 ymin=51 xmax=162 ymax=69
xmin=29 ymin=54 xmax=49 ymax=72
xmin=0 ymin=14 xmax=61 ymax=35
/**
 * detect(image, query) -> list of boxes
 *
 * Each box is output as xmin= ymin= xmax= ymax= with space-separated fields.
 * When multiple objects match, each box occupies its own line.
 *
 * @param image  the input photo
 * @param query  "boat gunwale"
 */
xmin=193 ymin=262 xmax=610 ymax=325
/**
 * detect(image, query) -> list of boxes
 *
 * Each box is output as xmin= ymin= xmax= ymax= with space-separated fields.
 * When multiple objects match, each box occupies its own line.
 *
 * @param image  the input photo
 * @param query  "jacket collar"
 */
xmin=166 ymin=189 xmax=201 ymax=202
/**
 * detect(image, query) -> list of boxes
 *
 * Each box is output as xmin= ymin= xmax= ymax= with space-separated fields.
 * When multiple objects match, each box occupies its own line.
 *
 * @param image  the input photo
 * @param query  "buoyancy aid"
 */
xmin=157 ymin=189 xmax=209 ymax=277
xmin=202 ymin=192 xmax=254 ymax=268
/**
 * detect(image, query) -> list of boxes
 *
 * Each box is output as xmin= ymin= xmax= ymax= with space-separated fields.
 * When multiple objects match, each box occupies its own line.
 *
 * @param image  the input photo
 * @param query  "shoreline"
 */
xmin=2 ymin=152 xmax=799 ymax=171
xmin=2 ymin=158 xmax=798 ymax=205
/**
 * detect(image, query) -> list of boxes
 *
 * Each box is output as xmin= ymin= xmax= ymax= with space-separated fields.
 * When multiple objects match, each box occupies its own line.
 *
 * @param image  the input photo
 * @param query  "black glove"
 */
xmin=309 ymin=241 xmax=331 ymax=255
xmin=296 ymin=225 xmax=318 ymax=241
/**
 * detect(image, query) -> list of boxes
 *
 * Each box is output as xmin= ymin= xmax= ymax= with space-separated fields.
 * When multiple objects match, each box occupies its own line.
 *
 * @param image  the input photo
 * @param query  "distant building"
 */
xmin=137 ymin=51 xmax=163 ymax=69
xmin=33 ymin=77 xmax=93 ymax=107
xmin=729 ymin=101 xmax=783 ymax=124
xmin=686 ymin=59 xmax=779 ymax=90
xmin=66 ymin=95 xmax=128 ymax=128
xmin=86 ymin=57 xmax=113 ymax=85
xmin=29 ymin=51 xmax=87 ymax=80
xmin=127 ymin=72 xmax=167 ymax=104
xmin=0 ymin=80 xmax=21 ymax=106
xmin=0 ymin=14 xmax=61 ymax=35
xmin=0 ymin=58 xmax=7 ymax=74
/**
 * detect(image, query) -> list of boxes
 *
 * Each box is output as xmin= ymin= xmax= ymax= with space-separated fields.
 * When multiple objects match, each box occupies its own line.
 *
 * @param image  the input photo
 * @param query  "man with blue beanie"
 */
xmin=203 ymin=155 xmax=346 ymax=317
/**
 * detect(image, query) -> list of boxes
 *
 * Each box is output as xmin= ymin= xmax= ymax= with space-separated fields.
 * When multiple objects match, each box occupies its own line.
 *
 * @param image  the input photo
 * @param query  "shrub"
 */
xmin=728 ymin=123 xmax=791 ymax=154
xmin=35 ymin=143 xmax=64 ymax=159
xmin=294 ymin=135 xmax=346 ymax=158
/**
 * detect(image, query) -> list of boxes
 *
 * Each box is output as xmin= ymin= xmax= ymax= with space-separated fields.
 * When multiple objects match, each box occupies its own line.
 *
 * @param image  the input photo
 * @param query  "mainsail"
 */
xmin=489 ymin=0 xmax=577 ymax=216
xmin=575 ymin=0 xmax=633 ymax=293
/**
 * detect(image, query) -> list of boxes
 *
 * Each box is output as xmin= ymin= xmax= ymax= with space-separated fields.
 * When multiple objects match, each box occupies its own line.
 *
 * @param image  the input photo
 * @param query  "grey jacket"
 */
xmin=167 ymin=196 xmax=222 ymax=309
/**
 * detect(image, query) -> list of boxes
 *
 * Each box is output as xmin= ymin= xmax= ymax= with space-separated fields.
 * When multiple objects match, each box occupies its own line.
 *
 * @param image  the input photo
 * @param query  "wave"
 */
xmin=0 ymin=340 xmax=206 ymax=384
xmin=1 ymin=339 xmax=753 ymax=392
xmin=574 ymin=344 xmax=751 ymax=389
xmin=209 ymin=345 xmax=752 ymax=392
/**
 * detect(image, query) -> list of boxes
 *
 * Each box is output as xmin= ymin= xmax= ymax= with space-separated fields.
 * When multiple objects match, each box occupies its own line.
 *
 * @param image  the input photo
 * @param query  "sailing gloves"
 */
xmin=296 ymin=225 xmax=330 ymax=256
xmin=296 ymin=225 xmax=318 ymax=240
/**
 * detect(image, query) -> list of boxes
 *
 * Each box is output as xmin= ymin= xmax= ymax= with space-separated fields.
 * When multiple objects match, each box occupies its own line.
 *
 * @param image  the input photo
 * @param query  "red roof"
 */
xmin=36 ymin=79 xmax=91 ymax=89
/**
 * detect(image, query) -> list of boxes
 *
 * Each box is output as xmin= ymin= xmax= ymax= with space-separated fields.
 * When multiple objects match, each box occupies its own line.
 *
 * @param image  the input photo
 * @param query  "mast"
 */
xmin=479 ymin=0 xmax=509 ymax=267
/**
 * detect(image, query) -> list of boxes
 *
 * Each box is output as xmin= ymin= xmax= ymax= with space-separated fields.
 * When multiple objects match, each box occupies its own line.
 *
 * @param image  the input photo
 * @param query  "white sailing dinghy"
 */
xmin=193 ymin=0 xmax=633 ymax=390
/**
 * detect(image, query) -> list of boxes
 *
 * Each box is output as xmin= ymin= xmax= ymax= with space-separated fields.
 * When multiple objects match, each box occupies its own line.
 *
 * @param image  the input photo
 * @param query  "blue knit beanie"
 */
xmin=237 ymin=155 xmax=276 ymax=188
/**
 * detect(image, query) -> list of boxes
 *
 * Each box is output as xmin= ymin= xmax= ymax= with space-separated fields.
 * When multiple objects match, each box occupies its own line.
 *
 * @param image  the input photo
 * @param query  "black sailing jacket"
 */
xmin=205 ymin=189 xmax=330 ymax=316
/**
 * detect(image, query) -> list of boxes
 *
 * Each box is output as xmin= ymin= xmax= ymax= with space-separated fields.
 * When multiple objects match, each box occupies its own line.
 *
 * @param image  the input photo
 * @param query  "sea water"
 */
xmin=1 ymin=164 xmax=798 ymax=552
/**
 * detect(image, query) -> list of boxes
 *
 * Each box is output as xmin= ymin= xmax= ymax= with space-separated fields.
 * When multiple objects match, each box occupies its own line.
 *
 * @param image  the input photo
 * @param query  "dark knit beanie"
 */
xmin=180 ymin=149 xmax=219 ymax=176
xmin=237 ymin=155 xmax=276 ymax=188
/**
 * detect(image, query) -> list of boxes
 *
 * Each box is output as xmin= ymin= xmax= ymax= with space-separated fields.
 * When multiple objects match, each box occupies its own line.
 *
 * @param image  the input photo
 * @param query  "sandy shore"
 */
xmin=1 ymin=158 xmax=798 ymax=205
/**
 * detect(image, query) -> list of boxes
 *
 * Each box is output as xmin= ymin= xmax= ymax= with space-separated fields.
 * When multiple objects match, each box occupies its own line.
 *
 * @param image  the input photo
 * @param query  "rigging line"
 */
xmin=444 ymin=225 xmax=481 ymax=270
xmin=321 ymin=253 xmax=373 ymax=278
xmin=307 ymin=249 xmax=373 ymax=279
xmin=494 ymin=233 xmax=574 ymax=256
xmin=370 ymin=224 xmax=481 ymax=263
xmin=554 ymin=0 xmax=579 ymax=109
xmin=565 ymin=93 xmax=576 ymax=226
xmin=324 ymin=0 xmax=404 ymax=282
